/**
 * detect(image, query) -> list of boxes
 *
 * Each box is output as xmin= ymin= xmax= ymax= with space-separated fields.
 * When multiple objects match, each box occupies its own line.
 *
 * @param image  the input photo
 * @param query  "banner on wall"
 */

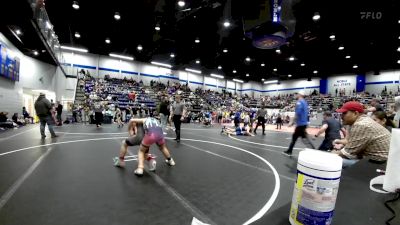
xmin=333 ymin=79 xmax=352 ymax=87
xmin=328 ymin=76 xmax=357 ymax=94
xmin=0 ymin=43 xmax=20 ymax=81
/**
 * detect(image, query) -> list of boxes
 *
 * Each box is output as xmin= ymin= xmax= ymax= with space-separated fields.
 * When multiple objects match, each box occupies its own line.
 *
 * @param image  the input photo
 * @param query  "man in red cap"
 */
xmin=332 ymin=101 xmax=390 ymax=167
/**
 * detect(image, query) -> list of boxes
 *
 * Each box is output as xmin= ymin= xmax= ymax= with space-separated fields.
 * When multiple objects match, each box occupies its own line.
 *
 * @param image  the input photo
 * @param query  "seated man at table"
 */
xmin=332 ymin=101 xmax=391 ymax=168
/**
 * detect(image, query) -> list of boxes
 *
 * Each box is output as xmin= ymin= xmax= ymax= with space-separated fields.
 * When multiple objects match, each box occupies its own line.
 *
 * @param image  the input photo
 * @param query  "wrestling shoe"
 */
xmin=165 ymin=158 xmax=176 ymax=166
xmin=113 ymin=157 xmax=125 ymax=167
xmin=134 ymin=168 xmax=144 ymax=176
xmin=146 ymin=154 xmax=157 ymax=172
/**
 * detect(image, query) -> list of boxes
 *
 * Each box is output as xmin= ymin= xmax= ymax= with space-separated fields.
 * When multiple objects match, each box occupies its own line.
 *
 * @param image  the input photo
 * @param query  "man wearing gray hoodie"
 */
xmin=34 ymin=93 xmax=57 ymax=139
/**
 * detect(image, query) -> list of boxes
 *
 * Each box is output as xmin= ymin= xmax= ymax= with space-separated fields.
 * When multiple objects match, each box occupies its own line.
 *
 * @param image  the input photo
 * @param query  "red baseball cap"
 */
xmin=336 ymin=101 xmax=364 ymax=113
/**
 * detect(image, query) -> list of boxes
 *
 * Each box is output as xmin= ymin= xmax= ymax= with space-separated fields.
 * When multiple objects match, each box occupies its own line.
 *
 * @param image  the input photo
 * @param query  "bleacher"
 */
xmin=75 ymin=78 xmax=157 ymax=110
xmin=74 ymin=77 xmax=396 ymax=117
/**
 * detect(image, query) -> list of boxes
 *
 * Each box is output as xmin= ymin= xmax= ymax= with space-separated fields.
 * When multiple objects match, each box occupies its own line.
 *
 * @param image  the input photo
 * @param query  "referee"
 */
xmin=170 ymin=95 xmax=186 ymax=142
xmin=254 ymin=105 xmax=267 ymax=135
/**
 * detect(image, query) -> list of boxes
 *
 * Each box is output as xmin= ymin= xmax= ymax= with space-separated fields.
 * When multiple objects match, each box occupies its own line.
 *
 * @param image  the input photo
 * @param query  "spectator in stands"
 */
xmin=314 ymin=111 xmax=345 ymax=151
xmin=332 ymin=101 xmax=390 ymax=167
xmin=34 ymin=93 xmax=57 ymax=139
xmin=22 ymin=107 xmax=34 ymax=124
xmin=170 ymin=95 xmax=186 ymax=143
xmin=372 ymin=111 xmax=394 ymax=132
xmin=128 ymin=91 xmax=136 ymax=103
xmin=283 ymin=90 xmax=315 ymax=156
xmin=366 ymin=98 xmax=384 ymax=113
xmin=56 ymin=101 xmax=63 ymax=126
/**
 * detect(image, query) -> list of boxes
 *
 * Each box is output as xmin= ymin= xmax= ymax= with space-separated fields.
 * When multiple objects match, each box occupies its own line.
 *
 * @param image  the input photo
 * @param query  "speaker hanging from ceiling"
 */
xmin=245 ymin=0 xmax=298 ymax=49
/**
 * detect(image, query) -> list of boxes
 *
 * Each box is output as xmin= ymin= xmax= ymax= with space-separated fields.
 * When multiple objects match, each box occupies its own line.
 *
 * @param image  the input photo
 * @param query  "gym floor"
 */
xmin=0 ymin=123 xmax=398 ymax=225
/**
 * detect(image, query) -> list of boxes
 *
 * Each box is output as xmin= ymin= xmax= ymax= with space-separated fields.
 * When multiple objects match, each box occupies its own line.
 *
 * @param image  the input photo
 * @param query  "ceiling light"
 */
xmin=196 ymin=60 xmax=200 ymax=64
xmin=232 ymin=70 xmax=237 ymax=73
xmin=218 ymin=66 xmax=222 ymax=70
xmin=114 ymin=12 xmax=121 ymax=20
xmin=72 ymin=1 xmax=79 ymax=9
xmin=397 ymin=47 xmax=400 ymax=52
xmin=105 ymin=38 xmax=111 ymax=44
xmin=74 ymin=32 xmax=80 ymax=38
xmin=261 ymin=63 xmax=265 ymax=67
xmin=211 ymin=74 xmax=224 ymax=79
xmin=353 ymin=65 xmax=358 ymax=68
xmin=223 ymin=48 xmax=228 ymax=53
xmin=60 ymin=46 xmax=88 ymax=53
xmin=155 ymin=25 xmax=160 ymax=31
xmin=288 ymin=74 xmax=292 ymax=77
xmin=276 ymin=49 xmax=281 ymax=54
xmin=223 ymin=21 xmax=231 ymax=27
xmin=289 ymin=56 xmax=295 ymax=61
xmin=185 ymin=68 xmax=201 ymax=74
xmin=195 ymin=38 xmax=200 ymax=43
xmin=300 ymin=63 xmax=305 ymax=66
xmin=245 ymin=57 xmax=251 ymax=62
xmin=233 ymin=79 xmax=244 ymax=83
xmin=345 ymin=55 xmax=351 ymax=59
xmin=15 ymin=29 xmax=22 ymax=35
xmin=313 ymin=70 xmax=318 ymax=74
xmin=261 ymin=78 xmax=265 ymax=81
xmin=151 ymin=61 xmax=172 ymax=68
xmin=137 ymin=45 xmax=143 ymax=51
xmin=33 ymin=50 xmax=39 ymax=56
xmin=273 ymin=68 xmax=277 ymax=72
xmin=178 ymin=1 xmax=185 ymax=7
xmin=312 ymin=12 xmax=320 ymax=21
xmin=329 ymin=35 xmax=335 ymax=40
xmin=397 ymin=60 xmax=400 ymax=64
xmin=338 ymin=46 xmax=344 ymax=50
xmin=264 ymin=80 xmax=278 ymax=84
xmin=246 ymin=74 xmax=250 ymax=77
xmin=109 ymin=53 xmax=134 ymax=61
xmin=170 ymin=53 xmax=175 ymax=58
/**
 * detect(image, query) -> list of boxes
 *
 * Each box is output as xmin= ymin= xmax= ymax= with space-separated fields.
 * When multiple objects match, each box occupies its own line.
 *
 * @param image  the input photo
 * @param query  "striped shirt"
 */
xmin=341 ymin=115 xmax=391 ymax=161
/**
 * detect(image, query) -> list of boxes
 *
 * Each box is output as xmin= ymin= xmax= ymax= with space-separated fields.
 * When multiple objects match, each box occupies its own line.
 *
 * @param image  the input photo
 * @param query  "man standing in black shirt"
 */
xmin=254 ymin=106 xmax=267 ymax=135
xmin=170 ymin=95 xmax=186 ymax=142
xmin=314 ymin=111 xmax=345 ymax=151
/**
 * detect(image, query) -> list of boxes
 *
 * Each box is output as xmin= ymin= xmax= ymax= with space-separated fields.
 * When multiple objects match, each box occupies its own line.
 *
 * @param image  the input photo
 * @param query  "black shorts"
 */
xmin=125 ymin=135 xmax=143 ymax=146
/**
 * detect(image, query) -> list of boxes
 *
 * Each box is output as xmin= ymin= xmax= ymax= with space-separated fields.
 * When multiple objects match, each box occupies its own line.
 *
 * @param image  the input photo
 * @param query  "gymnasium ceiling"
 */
xmin=2 ymin=0 xmax=400 ymax=82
